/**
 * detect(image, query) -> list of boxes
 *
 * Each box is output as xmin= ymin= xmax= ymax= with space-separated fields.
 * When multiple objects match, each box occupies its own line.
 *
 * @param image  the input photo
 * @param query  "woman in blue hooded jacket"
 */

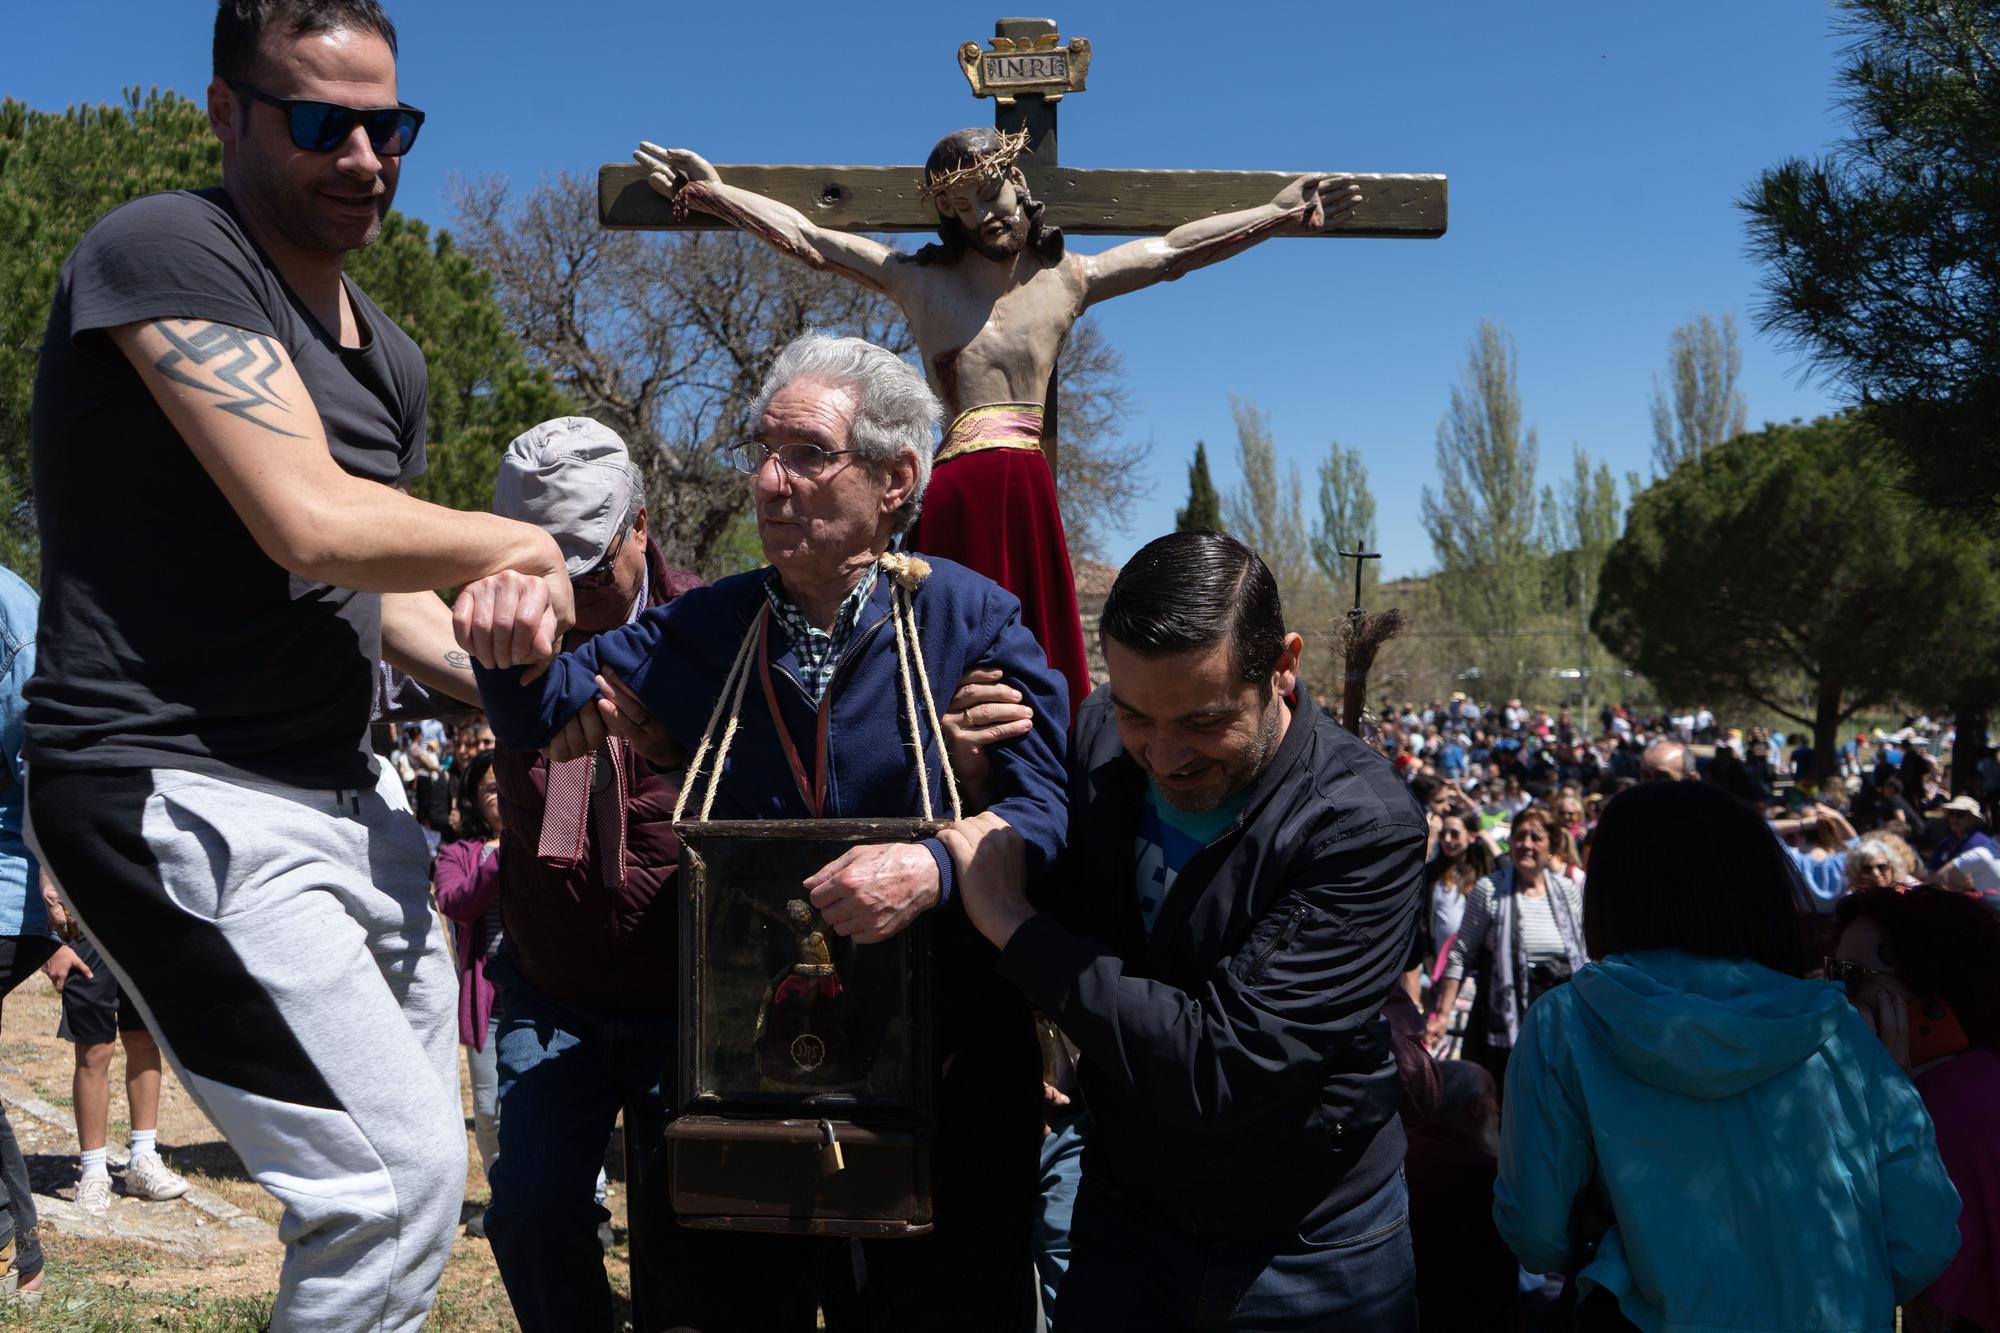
xmin=1494 ymin=781 xmax=1960 ymax=1332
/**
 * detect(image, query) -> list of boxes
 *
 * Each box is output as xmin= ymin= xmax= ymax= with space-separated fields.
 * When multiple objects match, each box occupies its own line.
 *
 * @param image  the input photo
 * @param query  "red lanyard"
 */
xmin=757 ymin=609 xmax=832 ymax=818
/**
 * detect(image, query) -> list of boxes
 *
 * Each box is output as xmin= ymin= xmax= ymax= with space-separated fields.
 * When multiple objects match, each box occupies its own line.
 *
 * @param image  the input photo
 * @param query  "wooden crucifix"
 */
xmin=1333 ymin=546 xmax=1402 ymax=737
xmin=600 ymin=17 xmax=1445 ymax=720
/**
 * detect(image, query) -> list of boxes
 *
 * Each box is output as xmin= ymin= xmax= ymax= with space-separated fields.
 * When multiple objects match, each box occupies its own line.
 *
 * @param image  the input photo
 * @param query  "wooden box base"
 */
xmin=668 ymin=1114 xmax=932 ymax=1237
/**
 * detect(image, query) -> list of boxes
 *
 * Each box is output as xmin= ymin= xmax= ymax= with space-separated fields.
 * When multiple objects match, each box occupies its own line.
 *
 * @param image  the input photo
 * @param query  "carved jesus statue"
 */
xmin=636 ymin=130 xmax=1362 ymax=714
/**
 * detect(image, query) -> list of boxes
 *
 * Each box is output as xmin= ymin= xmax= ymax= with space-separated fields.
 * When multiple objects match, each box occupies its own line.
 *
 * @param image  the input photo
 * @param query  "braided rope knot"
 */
xmin=878 ymin=551 xmax=932 ymax=590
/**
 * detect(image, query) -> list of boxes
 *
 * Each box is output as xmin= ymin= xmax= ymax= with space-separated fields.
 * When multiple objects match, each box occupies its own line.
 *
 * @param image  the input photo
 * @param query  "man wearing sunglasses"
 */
xmin=23 ymin=3 xmax=574 ymax=1329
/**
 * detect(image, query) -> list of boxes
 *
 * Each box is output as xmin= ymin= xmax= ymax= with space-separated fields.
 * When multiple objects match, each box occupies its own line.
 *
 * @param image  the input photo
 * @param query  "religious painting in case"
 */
xmin=670 ymin=818 xmax=939 ymax=1236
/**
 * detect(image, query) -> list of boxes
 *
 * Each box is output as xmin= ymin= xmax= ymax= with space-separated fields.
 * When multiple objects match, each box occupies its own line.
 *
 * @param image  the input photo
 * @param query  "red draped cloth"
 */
xmin=908 ymin=404 xmax=1091 ymax=726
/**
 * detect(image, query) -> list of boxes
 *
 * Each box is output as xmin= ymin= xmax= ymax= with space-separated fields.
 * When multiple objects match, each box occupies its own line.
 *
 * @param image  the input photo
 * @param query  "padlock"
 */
xmin=817 ymin=1118 xmax=846 ymax=1176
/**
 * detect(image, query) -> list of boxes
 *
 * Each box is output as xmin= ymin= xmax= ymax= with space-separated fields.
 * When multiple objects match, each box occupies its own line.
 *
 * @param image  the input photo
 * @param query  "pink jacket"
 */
xmin=433 ymin=837 xmax=500 ymax=1050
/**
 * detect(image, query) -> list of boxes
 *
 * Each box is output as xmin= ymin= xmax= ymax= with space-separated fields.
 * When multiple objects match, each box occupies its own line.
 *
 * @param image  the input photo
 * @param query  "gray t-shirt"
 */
xmin=26 ymin=188 xmax=427 ymax=789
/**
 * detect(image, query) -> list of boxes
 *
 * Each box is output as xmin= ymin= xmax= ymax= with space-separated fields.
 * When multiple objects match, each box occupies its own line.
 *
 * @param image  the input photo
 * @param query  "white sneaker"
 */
xmin=123 ymin=1152 xmax=190 ymax=1202
xmin=76 ymin=1174 xmax=113 ymax=1217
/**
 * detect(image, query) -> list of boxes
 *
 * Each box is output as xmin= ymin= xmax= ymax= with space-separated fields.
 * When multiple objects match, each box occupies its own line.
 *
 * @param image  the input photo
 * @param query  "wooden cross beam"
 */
xmin=596 ymin=18 xmax=1446 ymax=240
xmin=599 ymin=163 xmax=1447 ymax=239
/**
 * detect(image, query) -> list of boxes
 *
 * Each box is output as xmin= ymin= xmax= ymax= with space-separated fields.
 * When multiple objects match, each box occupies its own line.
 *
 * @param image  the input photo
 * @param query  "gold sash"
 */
xmin=934 ymin=403 xmax=1046 ymax=465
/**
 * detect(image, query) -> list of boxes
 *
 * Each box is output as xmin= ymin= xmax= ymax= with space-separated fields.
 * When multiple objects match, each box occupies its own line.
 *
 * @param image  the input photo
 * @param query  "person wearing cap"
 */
xmin=1926 ymin=795 xmax=1996 ymax=876
xmin=455 ymin=335 xmax=1071 ymax=1332
xmin=465 ymin=417 xmax=703 ymax=1331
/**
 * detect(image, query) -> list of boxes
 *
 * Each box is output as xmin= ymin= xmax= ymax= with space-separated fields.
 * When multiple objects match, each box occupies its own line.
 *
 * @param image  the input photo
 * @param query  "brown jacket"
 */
xmin=492 ymin=539 xmax=702 ymax=1015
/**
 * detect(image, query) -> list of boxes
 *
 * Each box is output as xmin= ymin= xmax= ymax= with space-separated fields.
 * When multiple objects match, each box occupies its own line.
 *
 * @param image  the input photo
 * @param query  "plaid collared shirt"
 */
xmin=763 ymin=563 xmax=880 ymax=705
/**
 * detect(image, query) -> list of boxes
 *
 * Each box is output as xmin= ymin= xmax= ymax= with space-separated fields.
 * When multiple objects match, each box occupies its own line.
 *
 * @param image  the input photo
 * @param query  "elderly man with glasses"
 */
xmin=457 ymin=334 xmax=1070 ymax=1331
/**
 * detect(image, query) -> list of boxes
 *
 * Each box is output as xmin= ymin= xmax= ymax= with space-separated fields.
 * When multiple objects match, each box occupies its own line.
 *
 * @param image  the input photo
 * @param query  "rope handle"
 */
xmin=673 ymin=602 xmax=766 ymax=823
xmin=674 ymin=556 xmax=962 ymax=826
xmin=884 ymin=554 xmax=963 ymax=824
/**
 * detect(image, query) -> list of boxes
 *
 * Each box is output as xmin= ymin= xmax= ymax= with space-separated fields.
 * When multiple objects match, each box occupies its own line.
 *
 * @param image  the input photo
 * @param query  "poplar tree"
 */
xmin=1419 ymin=320 xmax=1548 ymax=698
xmin=1648 ymin=313 xmax=1746 ymax=475
xmin=1311 ymin=442 xmax=1378 ymax=606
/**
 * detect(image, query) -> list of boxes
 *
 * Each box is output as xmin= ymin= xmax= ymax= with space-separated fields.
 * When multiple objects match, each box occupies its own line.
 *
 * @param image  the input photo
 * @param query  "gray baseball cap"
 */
xmin=494 ymin=417 xmax=642 ymax=579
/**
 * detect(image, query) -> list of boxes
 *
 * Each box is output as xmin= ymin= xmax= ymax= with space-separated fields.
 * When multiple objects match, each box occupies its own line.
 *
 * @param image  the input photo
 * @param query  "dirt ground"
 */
xmin=0 ymin=977 xmax=633 ymax=1331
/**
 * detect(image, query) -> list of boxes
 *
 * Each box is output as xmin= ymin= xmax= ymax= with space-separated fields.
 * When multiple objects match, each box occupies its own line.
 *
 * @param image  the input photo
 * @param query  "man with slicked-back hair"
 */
xmin=943 ymin=530 xmax=1427 ymax=1329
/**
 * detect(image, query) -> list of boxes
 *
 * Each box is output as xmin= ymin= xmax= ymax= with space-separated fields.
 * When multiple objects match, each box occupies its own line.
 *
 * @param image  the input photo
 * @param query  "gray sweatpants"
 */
xmin=27 ymin=762 xmax=463 ymax=1332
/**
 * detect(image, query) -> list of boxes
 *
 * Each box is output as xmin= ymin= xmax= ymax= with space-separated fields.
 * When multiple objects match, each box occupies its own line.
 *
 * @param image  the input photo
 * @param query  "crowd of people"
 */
xmin=5 ymin=1 xmax=1996 ymax=1330
xmin=1361 ymin=691 xmax=1999 ymax=1330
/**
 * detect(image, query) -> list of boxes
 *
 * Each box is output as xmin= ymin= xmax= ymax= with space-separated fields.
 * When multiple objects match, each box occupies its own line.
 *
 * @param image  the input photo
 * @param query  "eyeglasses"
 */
xmin=228 ymin=80 xmax=425 ymax=156
xmin=1822 ymin=958 xmax=1899 ymax=996
xmin=1859 ymin=861 xmax=1894 ymax=875
xmin=728 ymin=440 xmax=857 ymax=480
xmin=573 ymin=524 xmax=634 ymax=590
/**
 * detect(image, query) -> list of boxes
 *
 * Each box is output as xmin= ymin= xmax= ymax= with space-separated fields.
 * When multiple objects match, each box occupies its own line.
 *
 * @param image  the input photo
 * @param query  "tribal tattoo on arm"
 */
xmin=148 ymin=320 xmax=305 ymax=439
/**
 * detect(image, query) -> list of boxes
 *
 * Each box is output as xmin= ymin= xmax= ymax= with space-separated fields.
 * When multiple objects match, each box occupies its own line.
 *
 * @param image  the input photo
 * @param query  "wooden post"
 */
xmin=992 ymin=17 xmax=1061 ymax=467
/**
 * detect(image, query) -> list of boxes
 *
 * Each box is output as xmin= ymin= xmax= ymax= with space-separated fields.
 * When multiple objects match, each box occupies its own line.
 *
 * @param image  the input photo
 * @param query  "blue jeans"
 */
xmin=484 ymin=953 xmax=673 ymax=1333
xmin=1057 ymin=1168 xmax=1416 ymax=1332
xmin=1034 ymin=1111 xmax=1088 ymax=1320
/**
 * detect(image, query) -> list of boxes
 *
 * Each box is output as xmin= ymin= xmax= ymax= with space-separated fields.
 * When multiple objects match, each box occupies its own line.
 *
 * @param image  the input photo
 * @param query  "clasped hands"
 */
xmin=800 ymin=675 xmax=1033 ymax=947
xmin=453 ymin=568 xmax=574 ymax=684
xmin=808 ymin=812 xmax=1031 ymax=950
xmin=797 ymin=683 xmax=1034 ymax=948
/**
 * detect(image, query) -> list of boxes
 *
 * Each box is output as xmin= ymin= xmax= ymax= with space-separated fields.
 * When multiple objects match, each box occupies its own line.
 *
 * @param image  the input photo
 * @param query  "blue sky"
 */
xmin=8 ymin=1 xmax=1852 ymax=576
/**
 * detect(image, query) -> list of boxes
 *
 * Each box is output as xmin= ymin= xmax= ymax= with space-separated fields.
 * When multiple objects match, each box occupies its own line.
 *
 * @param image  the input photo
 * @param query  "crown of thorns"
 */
xmin=917 ymin=128 xmax=1031 ymax=203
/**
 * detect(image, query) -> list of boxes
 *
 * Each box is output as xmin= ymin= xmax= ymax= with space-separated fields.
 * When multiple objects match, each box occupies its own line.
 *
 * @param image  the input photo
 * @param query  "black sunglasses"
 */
xmin=228 ymin=79 xmax=425 ymax=156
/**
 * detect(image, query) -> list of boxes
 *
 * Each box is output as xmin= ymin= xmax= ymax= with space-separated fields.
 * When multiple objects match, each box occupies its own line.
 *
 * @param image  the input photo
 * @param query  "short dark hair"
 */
xmin=1099 ymin=530 xmax=1284 ymax=686
xmin=454 ymin=748 xmax=496 ymax=841
xmin=1583 ymin=780 xmax=1813 ymax=976
xmin=1834 ymin=888 xmax=2000 ymax=1051
xmin=214 ymin=0 xmax=399 ymax=82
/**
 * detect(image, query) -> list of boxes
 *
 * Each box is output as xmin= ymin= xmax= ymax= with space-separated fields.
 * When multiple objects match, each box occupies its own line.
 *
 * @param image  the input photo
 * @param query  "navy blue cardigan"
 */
xmin=473 ymin=557 xmax=1071 ymax=1006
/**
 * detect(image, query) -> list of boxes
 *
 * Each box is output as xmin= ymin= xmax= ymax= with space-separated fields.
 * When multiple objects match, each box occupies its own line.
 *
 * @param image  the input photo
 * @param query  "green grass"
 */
xmin=0 ymin=1282 xmax=526 ymax=1331
xmin=0 ymin=1280 xmax=275 ymax=1331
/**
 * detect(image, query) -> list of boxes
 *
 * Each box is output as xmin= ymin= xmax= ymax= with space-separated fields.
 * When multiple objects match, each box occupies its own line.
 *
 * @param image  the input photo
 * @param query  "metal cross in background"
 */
xmin=1337 ymin=547 xmax=1381 ymax=615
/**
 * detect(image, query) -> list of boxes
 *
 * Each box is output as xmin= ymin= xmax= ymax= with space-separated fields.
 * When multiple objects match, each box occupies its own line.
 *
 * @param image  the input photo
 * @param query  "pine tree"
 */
xmin=1175 ymin=440 xmax=1222 ymax=532
xmin=1742 ymin=0 xmax=2000 ymax=520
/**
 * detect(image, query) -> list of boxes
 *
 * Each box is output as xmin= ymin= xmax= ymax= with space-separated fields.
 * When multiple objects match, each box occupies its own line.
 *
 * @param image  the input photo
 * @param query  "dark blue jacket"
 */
xmin=998 ymin=687 xmax=1425 ymax=1238
xmin=473 ymin=557 xmax=1071 ymax=1009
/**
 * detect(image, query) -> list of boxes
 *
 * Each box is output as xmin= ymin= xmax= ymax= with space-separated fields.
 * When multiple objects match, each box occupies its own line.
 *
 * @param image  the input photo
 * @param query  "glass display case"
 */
xmin=668 ymin=818 xmax=938 ymax=1236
